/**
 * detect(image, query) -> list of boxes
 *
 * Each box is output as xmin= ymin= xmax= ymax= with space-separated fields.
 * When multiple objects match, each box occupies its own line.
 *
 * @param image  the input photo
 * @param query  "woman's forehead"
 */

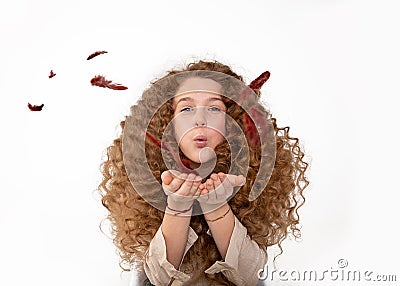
xmin=175 ymin=77 xmax=222 ymax=96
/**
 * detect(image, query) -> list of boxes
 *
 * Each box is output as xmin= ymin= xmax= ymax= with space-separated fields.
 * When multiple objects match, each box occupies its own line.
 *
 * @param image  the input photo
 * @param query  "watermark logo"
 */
xmin=258 ymin=259 xmax=397 ymax=283
xmin=337 ymin=258 xmax=348 ymax=268
xmin=122 ymin=70 xmax=277 ymax=215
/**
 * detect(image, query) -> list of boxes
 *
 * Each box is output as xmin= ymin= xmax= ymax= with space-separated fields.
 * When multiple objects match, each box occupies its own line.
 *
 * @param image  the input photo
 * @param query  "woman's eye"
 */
xmin=208 ymin=106 xmax=222 ymax=112
xmin=180 ymin=107 xmax=193 ymax=112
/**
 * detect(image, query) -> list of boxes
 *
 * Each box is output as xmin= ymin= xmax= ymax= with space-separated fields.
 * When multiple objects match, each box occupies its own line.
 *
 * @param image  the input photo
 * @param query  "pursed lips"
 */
xmin=193 ymin=135 xmax=207 ymax=147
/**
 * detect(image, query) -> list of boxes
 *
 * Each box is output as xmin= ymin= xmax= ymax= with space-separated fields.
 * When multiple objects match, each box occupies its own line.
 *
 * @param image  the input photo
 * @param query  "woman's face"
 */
xmin=172 ymin=77 xmax=226 ymax=164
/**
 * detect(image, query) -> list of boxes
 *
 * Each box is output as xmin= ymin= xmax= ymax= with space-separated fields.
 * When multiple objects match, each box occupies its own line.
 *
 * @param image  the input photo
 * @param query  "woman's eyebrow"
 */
xmin=175 ymin=97 xmax=193 ymax=105
xmin=175 ymin=97 xmax=223 ymax=105
xmin=208 ymin=97 xmax=224 ymax=103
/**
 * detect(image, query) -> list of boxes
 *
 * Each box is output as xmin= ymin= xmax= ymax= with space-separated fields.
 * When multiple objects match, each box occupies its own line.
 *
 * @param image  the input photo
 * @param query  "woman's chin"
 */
xmin=186 ymin=155 xmax=212 ymax=168
xmin=188 ymin=154 xmax=213 ymax=165
xmin=181 ymin=148 xmax=217 ymax=172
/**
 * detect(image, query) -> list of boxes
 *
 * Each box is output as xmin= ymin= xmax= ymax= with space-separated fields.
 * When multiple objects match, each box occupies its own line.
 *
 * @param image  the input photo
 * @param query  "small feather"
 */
xmin=87 ymin=50 xmax=108 ymax=60
xmin=90 ymin=75 xmax=128 ymax=90
xmin=48 ymin=70 xmax=56 ymax=78
xmin=28 ymin=103 xmax=44 ymax=111
xmin=248 ymin=71 xmax=270 ymax=91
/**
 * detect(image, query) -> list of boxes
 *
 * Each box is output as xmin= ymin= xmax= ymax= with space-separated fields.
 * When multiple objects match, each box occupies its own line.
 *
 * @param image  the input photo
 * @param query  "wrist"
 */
xmin=165 ymin=204 xmax=193 ymax=216
xmin=202 ymin=203 xmax=230 ymax=218
xmin=166 ymin=196 xmax=194 ymax=215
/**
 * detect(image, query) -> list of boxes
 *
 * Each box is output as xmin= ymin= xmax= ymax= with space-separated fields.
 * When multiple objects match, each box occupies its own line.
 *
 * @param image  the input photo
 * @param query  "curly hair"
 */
xmin=99 ymin=60 xmax=309 ymax=285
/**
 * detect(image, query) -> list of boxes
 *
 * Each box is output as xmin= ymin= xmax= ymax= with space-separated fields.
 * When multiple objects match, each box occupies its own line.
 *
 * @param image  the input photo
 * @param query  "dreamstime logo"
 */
xmin=257 ymin=259 xmax=397 ymax=283
xmin=337 ymin=258 xmax=348 ymax=268
xmin=122 ymin=70 xmax=277 ymax=215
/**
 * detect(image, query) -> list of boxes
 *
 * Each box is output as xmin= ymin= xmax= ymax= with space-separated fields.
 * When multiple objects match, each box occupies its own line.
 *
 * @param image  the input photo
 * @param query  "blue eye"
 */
xmin=208 ymin=106 xmax=221 ymax=112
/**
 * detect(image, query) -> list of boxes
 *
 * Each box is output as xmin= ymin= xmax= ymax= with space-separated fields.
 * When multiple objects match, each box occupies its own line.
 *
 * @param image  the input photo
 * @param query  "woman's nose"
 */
xmin=194 ymin=107 xmax=207 ymax=127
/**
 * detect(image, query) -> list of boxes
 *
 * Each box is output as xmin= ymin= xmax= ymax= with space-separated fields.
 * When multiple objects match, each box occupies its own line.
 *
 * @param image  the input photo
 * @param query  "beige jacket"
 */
xmin=143 ymin=215 xmax=267 ymax=286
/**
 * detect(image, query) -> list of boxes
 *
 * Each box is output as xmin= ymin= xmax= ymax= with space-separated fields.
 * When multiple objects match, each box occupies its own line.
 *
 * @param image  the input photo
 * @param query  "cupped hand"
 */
xmin=161 ymin=170 xmax=202 ymax=213
xmin=197 ymin=172 xmax=246 ymax=213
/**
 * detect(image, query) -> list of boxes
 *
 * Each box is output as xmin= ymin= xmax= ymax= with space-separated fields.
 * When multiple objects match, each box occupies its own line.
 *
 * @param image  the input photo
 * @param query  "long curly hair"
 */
xmin=99 ymin=60 xmax=309 ymax=285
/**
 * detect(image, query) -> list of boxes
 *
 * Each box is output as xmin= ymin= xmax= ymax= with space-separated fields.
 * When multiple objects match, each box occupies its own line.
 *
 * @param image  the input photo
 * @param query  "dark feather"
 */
xmin=28 ymin=103 xmax=44 ymax=111
xmin=87 ymin=51 xmax=108 ymax=60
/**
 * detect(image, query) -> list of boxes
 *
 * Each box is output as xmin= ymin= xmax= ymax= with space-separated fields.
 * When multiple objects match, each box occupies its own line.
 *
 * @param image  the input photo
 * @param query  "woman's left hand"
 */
xmin=197 ymin=172 xmax=245 ymax=214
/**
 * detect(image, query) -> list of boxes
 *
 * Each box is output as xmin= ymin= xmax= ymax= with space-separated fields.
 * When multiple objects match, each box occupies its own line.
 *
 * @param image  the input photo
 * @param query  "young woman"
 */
xmin=99 ymin=60 xmax=309 ymax=285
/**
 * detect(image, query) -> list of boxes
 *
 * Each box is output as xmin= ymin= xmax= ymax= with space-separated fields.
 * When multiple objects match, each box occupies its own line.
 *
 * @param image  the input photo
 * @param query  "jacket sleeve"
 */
xmin=204 ymin=216 xmax=268 ymax=286
xmin=144 ymin=225 xmax=198 ymax=286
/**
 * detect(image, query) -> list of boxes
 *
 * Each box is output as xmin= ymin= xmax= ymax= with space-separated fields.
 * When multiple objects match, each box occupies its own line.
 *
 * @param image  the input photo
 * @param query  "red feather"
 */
xmin=87 ymin=51 xmax=108 ymax=60
xmin=145 ymin=131 xmax=163 ymax=149
xmin=243 ymin=107 xmax=269 ymax=147
xmin=108 ymin=84 xmax=129 ymax=90
xmin=90 ymin=75 xmax=128 ymax=90
xmin=248 ymin=71 xmax=270 ymax=91
xmin=238 ymin=70 xmax=271 ymax=105
xmin=145 ymin=131 xmax=195 ymax=174
xmin=48 ymin=70 xmax=56 ymax=78
xmin=28 ymin=103 xmax=44 ymax=111
xmin=239 ymin=70 xmax=271 ymax=147
xmin=243 ymin=113 xmax=259 ymax=147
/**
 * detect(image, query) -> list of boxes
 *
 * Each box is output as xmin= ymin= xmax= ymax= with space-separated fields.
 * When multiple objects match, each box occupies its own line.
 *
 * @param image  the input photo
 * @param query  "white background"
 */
xmin=1 ymin=0 xmax=399 ymax=285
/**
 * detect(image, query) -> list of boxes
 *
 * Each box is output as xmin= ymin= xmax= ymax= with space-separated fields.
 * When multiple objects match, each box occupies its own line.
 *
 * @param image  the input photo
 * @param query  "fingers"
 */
xmin=212 ymin=173 xmax=225 ymax=198
xmin=225 ymin=173 xmax=246 ymax=187
xmin=211 ymin=173 xmax=223 ymax=189
xmin=196 ymin=173 xmax=246 ymax=211
xmin=162 ymin=171 xmax=187 ymax=196
xmin=178 ymin=173 xmax=202 ymax=197
xmin=191 ymin=175 xmax=203 ymax=197
xmin=161 ymin=170 xmax=173 ymax=185
xmin=171 ymin=172 xmax=246 ymax=201
xmin=205 ymin=178 xmax=214 ymax=193
xmin=199 ymin=182 xmax=208 ymax=195
xmin=167 ymin=172 xmax=188 ymax=192
xmin=198 ymin=173 xmax=245 ymax=193
xmin=201 ymin=173 xmax=226 ymax=201
xmin=163 ymin=170 xmax=203 ymax=196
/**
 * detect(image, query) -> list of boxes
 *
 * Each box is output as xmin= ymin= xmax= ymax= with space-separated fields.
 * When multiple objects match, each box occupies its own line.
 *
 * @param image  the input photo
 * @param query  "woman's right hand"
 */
xmin=161 ymin=170 xmax=202 ymax=215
